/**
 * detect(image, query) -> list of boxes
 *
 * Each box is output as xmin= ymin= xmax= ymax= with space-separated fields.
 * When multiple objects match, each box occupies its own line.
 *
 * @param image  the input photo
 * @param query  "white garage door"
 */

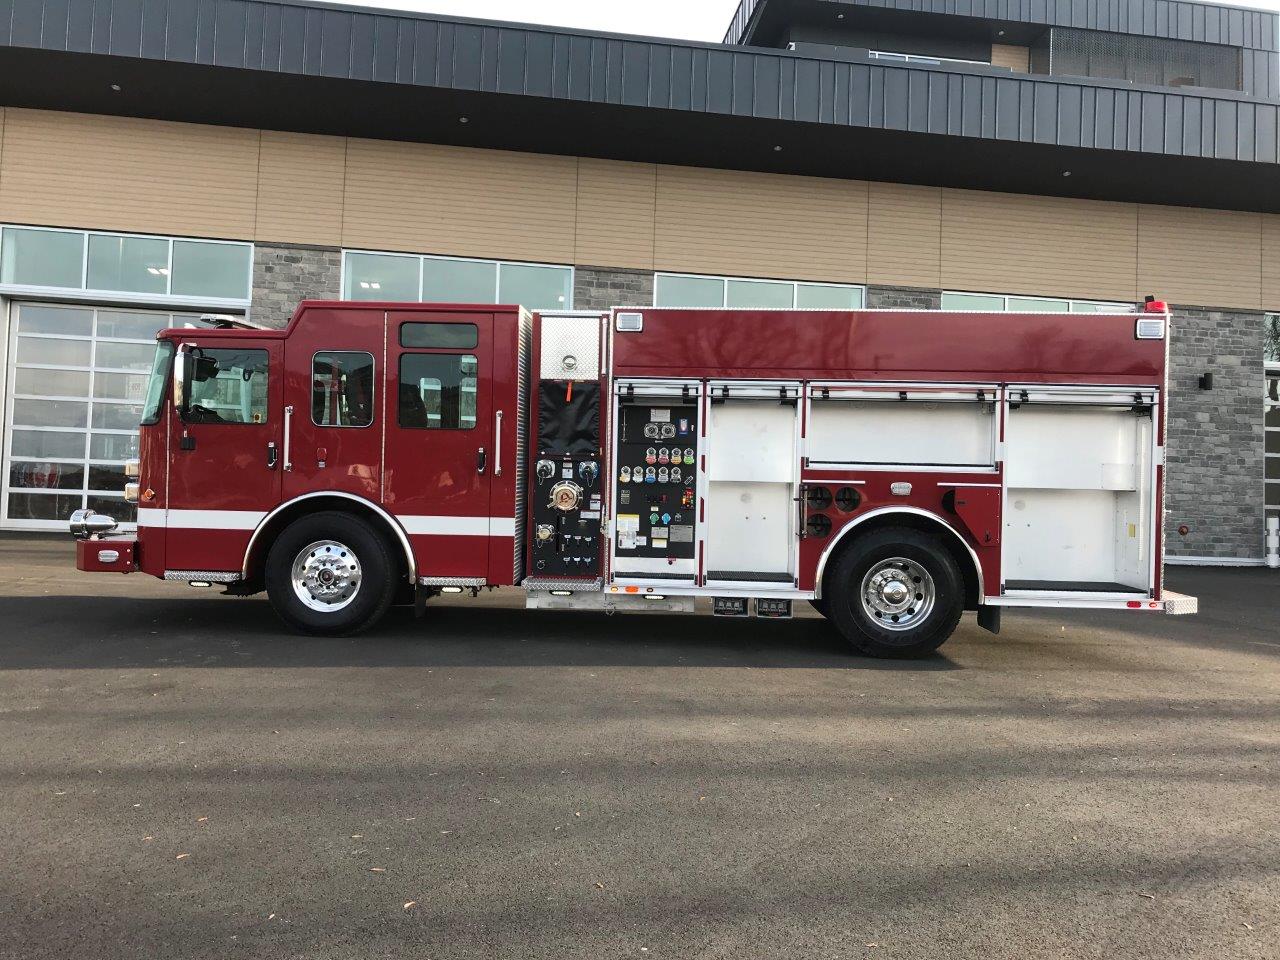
xmin=3 ymin=302 xmax=197 ymax=530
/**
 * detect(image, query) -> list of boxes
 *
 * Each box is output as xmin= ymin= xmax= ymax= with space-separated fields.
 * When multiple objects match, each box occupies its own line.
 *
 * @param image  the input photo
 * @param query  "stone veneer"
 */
xmin=246 ymin=251 xmax=1268 ymax=562
xmin=251 ymin=244 xmax=342 ymax=329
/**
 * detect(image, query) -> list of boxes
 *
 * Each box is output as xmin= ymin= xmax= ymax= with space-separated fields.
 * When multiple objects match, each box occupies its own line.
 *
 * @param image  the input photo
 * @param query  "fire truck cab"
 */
xmin=70 ymin=300 xmax=1196 ymax=658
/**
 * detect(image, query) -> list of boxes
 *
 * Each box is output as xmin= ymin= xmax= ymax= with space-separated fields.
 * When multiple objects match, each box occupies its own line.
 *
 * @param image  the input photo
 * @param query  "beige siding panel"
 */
xmin=941 ymin=189 xmax=1138 ymax=301
xmin=574 ymin=158 xmax=656 ymax=270
xmin=990 ymin=44 xmax=1030 ymax=73
xmin=1261 ymin=215 xmax=1280 ymax=311
xmin=867 ymin=181 xmax=941 ymax=288
xmin=1137 ymin=205 xmax=1262 ymax=309
xmin=0 ymin=109 xmax=258 ymax=239
xmin=256 ymin=131 xmax=346 ymax=246
xmin=653 ymin=166 xmax=868 ymax=283
xmin=341 ymin=138 xmax=577 ymax=263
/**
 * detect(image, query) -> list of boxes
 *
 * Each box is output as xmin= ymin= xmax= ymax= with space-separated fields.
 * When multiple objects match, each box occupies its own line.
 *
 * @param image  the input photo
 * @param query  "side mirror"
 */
xmin=173 ymin=343 xmax=192 ymax=420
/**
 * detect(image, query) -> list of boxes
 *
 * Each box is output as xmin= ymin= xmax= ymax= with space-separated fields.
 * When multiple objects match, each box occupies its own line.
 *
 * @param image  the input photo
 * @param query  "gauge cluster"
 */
xmin=614 ymin=402 xmax=698 ymax=559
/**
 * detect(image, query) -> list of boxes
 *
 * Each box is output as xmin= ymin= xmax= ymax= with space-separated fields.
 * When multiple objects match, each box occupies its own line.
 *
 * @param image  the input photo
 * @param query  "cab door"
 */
xmin=383 ymin=311 xmax=494 ymax=581
xmin=166 ymin=338 xmax=283 ymax=572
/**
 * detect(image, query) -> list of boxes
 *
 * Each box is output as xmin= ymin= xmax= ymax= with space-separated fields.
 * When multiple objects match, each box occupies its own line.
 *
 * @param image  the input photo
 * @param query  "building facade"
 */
xmin=0 ymin=0 xmax=1276 ymax=563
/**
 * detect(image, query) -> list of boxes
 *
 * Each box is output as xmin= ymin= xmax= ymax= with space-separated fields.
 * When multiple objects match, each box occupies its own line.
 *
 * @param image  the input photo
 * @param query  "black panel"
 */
xmin=529 ymin=381 xmax=604 ymax=579
xmin=1005 ymin=579 xmax=1145 ymax=592
xmin=613 ymin=401 xmax=698 ymax=562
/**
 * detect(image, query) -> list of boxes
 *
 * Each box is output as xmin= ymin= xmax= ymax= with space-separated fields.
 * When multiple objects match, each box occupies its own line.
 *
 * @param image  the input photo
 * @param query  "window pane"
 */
xmin=0 ymin=227 xmax=84 ymax=288
xmin=95 ymin=341 xmax=156 ymax=371
xmin=88 ymin=463 xmax=126 ymax=489
xmin=94 ymin=372 xmax=149 ymax=402
xmin=92 ymin=403 xmax=144 ymax=430
xmin=1266 ymin=316 xmax=1280 ymax=365
xmin=90 ymin=432 xmax=139 ymax=460
xmin=140 ymin=343 xmax=174 ymax=426
xmin=1008 ymin=297 xmax=1070 ymax=312
xmin=16 ymin=337 xmax=92 ymax=367
xmin=87 ymin=235 xmax=169 ymax=294
xmin=8 ymin=460 xmax=84 ymax=490
xmin=12 ymin=429 xmax=86 ymax=459
xmin=17 ymin=304 xmax=93 ymax=337
xmin=400 ymin=323 xmax=478 ymax=349
xmin=1070 ymin=301 xmax=1128 ymax=313
xmin=7 ymin=492 xmax=84 ymax=522
xmin=312 ymin=352 xmax=375 ymax=427
xmin=655 ymin=275 xmax=724 ymax=308
xmin=185 ymin=349 xmax=269 ymax=425
xmin=12 ymin=398 xmax=88 ymax=428
xmin=169 ymin=241 xmax=251 ymax=299
xmin=88 ymin=494 xmax=134 ymax=523
xmin=498 ymin=263 xmax=571 ymax=310
xmin=1268 ymin=432 xmax=1280 ymax=455
xmin=942 ymin=293 xmax=1006 ymax=311
xmin=422 ymin=258 xmax=497 ymax=303
xmin=1269 ymin=484 xmax=1280 ymax=508
xmin=796 ymin=284 xmax=863 ymax=309
xmin=726 ymin=279 xmax=794 ymax=308
xmin=97 ymin=310 xmax=166 ymax=340
xmin=399 ymin=354 xmax=478 ymax=430
xmin=14 ymin=368 xmax=91 ymax=398
xmin=345 ymin=253 xmax=420 ymax=301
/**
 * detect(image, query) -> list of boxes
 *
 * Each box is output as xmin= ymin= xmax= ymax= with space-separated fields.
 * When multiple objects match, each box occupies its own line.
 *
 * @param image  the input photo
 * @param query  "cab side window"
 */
xmin=185 ymin=349 xmax=269 ymax=424
xmin=398 ymin=354 xmax=478 ymax=430
xmin=312 ymin=352 xmax=375 ymax=428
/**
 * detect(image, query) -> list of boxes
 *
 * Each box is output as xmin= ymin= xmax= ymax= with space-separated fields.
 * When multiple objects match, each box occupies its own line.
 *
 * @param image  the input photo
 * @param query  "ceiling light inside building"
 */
xmin=1062 ymin=170 xmax=1072 ymax=177
xmin=459 ymin=116 xmax=470 ymax=124
xmin=773 ymin=145 xmax=783 ymax=152
xmin=110 ymin=83 xmax=121 ymax=91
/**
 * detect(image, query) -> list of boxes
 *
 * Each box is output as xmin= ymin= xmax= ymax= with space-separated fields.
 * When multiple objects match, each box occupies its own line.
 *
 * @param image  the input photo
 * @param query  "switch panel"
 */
xmin=614 ymin=402 xmax=698 ymax=559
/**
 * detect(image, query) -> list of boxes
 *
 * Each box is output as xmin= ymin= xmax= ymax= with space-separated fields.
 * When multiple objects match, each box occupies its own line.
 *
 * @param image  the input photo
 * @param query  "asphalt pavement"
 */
xmin=1 ymin=534 xmax=1277 ymax=959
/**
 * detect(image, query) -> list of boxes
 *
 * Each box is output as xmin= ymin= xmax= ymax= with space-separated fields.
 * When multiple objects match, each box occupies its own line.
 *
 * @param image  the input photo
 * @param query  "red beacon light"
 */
xmin=1136 ymin=296 xmax=1168 ymax=339
xmin=1143 ymin=296 xmax=1169 ymax=314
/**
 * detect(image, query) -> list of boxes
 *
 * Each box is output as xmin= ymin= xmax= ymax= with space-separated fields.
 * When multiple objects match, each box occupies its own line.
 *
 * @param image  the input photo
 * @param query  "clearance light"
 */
xmin=642 ymin=595 xmax=666 ymax=601
xmin=550 ymin=590 xmax=573 ymax=597
xmin=441 ymin=586 xmax=464 ymax=594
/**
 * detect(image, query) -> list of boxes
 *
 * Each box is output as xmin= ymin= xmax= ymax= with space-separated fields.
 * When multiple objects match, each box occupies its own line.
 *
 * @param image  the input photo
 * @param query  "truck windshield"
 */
xmin=140 ymin=341 xmax=174 ymax=426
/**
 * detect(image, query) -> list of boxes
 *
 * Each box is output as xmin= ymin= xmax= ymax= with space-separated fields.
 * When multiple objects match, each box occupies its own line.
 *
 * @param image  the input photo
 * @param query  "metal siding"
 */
xmin=349 ymin=13 xmax=374 ymax=82
xmin=11 ymin=0 xmax=45 ymax=47
xmin=213 ymin=0 xmax=247 ymax=69
xmin=372 ymin=14 xmax=396 ymax=83
xmin=243 ymin=1 xmax=263 ymax=70
xmin=496 ymin=27 xmax=524 ymax=95
xmin=524 ymin=29 xmax=554 ymax=97
xmin=90 ymin=0 xmax=111 ymax=54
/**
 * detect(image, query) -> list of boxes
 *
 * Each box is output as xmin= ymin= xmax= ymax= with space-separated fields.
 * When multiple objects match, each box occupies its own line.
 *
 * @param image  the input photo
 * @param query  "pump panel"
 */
xmin=613 ymin=401 xmax=698 ymax=560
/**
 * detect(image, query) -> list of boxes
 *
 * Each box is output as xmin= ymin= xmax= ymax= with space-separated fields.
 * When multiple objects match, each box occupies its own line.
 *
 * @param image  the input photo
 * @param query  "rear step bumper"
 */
xmin=988 ymin=591 xmax=1198 ymax=614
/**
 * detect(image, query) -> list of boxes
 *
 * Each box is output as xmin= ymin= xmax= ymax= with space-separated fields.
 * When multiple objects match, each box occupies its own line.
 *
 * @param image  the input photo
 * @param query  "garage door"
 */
xmin=3 ymin=302 xmax=197 ymax=530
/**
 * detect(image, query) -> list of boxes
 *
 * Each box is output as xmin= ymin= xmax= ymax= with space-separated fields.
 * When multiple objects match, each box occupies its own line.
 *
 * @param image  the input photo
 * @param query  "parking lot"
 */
xmin=0 ymin=533 xmax=1277 ymax=959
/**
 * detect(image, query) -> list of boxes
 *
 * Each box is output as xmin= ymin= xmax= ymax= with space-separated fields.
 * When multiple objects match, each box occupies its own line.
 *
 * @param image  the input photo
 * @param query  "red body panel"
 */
xmin=612 ymin=310 xmax=1164 ymax=386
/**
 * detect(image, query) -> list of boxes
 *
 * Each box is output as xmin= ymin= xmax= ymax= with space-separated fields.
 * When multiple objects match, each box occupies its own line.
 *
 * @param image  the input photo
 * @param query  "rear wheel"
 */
xmin=825 ymin=527 xmax=964 ymax=658
xmin=265 ymin=511 xmax=398 ymax=635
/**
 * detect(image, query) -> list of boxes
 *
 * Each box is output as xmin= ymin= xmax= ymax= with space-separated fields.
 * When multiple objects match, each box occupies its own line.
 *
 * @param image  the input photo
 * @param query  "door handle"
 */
xmin=477 ymin=447 xmax=487 ymax=474
xmin=494 ymin=411 xmax=504 ymax=477
xmin=267 ymin=441 xmax=278 ymax=470
xmin=283 ymin=405 xmax=294 ymax=472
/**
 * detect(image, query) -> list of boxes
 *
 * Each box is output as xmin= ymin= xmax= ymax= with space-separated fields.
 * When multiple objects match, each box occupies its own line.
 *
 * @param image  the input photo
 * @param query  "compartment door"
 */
xmin=704 ymin=383 xmax=800 ymax=584
xmin=1002 ymin=387 xmax=1157 ymax=595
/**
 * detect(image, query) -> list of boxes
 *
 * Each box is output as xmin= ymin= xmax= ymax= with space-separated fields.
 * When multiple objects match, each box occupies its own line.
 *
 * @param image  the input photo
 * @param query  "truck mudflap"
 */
xmin=75 ymin=536 xmax=138 ymax=574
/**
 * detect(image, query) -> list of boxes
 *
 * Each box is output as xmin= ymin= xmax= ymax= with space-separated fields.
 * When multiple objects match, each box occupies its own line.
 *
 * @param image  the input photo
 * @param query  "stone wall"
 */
xmin=250 ymin=244 xmax=342 ymax=329
xmin=572 ymin=267 xmax=653 ymax=311
xmin=1164 ymin=306 xmax=1266 ymax=561
xmin=866 ymin=285 xmax=942 ymax=310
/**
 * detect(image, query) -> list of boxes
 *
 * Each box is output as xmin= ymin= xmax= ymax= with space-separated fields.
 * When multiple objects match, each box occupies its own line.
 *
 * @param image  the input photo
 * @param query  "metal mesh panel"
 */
xmin=1050 ymin=28 xmax=1241 ymax=92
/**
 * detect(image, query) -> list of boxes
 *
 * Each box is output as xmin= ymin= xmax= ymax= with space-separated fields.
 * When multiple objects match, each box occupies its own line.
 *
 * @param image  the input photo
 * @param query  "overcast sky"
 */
xmin=328 ymin=0 xmax=1280 ymax=41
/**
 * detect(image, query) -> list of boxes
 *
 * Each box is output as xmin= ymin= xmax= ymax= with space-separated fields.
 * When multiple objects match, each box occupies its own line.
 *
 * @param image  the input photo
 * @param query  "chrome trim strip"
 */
xmin=418 ymin=577 xmax=487 ymax=587
xmin=812 ymin=506 xmax=985 ymax=602
xmin=164 ymin=570 xmax=242 ymax=583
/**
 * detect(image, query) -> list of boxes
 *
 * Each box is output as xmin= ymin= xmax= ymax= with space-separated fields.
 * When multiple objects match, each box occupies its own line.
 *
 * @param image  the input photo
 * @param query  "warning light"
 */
xmin=624 ymin=586 xmax=639 ymax=593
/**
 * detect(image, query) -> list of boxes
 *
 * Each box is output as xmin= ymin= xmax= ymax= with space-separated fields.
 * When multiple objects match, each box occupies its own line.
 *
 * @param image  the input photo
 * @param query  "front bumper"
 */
xmin=75 ymin=536 xmax=138 ymax=574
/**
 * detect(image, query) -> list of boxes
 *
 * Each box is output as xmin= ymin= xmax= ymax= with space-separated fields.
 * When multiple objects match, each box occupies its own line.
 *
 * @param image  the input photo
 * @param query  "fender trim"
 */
xmin=241 ymin=491 xmax=417 ymax=582
xmin=813 ymin=506 xmax=984 ymax=602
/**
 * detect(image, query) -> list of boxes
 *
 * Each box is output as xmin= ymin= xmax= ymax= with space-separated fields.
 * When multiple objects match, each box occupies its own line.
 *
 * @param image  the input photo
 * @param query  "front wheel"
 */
xmin=825 ymin=527 xmax=964 ymax=658
xmin=265 ymin=511 xmax=398 ymax=636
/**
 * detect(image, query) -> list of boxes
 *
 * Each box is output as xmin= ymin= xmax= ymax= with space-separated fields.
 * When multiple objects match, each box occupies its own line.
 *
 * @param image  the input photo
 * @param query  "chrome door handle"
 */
xmin=494 ymin=411 xmax=504 ymax=477
xmin=283 ymin=405 xmax=294 ymax=472
xmin=477 ymin=447 xmax=487 ymax=474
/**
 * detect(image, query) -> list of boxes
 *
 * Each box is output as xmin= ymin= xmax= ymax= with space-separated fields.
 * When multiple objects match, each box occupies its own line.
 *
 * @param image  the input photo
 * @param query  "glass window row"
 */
xmin=654 ymin=273 xmax=865 ymax=310
xmin=343 ymin=251 xmax=572 ymax=311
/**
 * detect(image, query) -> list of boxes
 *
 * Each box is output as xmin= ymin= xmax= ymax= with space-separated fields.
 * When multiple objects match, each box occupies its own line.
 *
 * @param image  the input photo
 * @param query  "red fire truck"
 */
xmin=69 ymin=299 xmax=1196 ymax=658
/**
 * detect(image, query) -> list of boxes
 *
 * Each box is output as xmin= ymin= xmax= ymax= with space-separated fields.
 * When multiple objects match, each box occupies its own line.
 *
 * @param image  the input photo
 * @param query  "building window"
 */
xmin=941 ymin=292 xmax=1133 ymax=313
xmin=654 ymin=273 xmax=865 ymax=309
xmin=342 ymin=250 xmax=572 ymax=311
xmin=0 ymin=226 xmax=252 ymax=304
xmin=2 ymin=302 xmax=204 ymax=530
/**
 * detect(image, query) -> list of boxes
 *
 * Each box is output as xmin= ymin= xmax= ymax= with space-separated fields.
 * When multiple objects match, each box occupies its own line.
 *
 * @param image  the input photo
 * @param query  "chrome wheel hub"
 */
xmin=860 ymin=557 xmax=935 ymax=631
xmin=291 ymin=540 xmax=362 ymax=612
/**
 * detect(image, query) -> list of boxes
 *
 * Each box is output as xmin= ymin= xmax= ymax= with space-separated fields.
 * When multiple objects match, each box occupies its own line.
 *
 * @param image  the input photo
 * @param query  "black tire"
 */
xmin=265 ymin=511 xmax=398 ymax=636
xmin=825 ymin=527 xmax=964 ymax=658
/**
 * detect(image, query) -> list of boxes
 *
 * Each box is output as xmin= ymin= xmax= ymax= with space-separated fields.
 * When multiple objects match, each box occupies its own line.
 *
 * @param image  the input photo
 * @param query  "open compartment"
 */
xmin=704 ymin=383 xmax=801 ymax=582
xmin=1003 ymin=389 xmax=1157 ymax=595
xmin=807 ymin=384 xmax=998 ymax=469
